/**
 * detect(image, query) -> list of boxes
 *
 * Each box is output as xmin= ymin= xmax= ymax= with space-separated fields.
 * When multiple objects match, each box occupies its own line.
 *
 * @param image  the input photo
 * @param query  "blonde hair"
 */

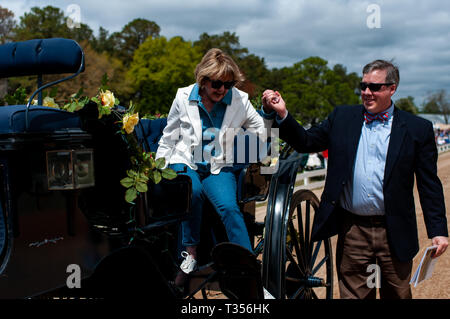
xmin=195 ymin=48 xmax=245 ymax=87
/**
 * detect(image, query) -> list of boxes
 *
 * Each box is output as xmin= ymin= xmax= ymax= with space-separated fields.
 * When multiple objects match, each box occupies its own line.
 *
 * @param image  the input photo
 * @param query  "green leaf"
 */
xmin=136 ymin=182 xmax=148 ymax=193
xmin=98 ymin=105 xmax=112 ymax=119
xmin=137 ymin=174 xmax=149 ymax=183
xmin=155 ymin=157 xmax=165 ymax=169
xmin=49 ymin=87 xmax=58 ymax=98
xmin=66 ymin=102 xmax=76 ymax=113
xmin=161 ymin=168 xmax=177 ymax=180
xmin=120 ymin=177 xmax=134 ymax=188
xmin=127 ymin=170 xmax=138 ymax=178
xmin=91 ymin=96 xmax=100 ymax=104
xmin=125 ymin=188 xmax=137 ymax=203
xmin=101 ymin=73 xmax=109 ymax=89
xmin=76 ymin=87 xmax=84 ymax=98
xmin=153 ymin=170 xmax=162 ymax=184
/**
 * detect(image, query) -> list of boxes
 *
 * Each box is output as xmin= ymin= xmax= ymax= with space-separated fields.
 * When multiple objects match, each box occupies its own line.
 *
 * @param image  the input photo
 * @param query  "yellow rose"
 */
xmin=99 ymin=90 xmax=115 ymax=108
xmin=270 ymin=157 xmax=279 ymax=167
xmin=123 ymin=113 xmax=139 ymax=134
xmin=43 ymin=96 xmax=59 ymax=108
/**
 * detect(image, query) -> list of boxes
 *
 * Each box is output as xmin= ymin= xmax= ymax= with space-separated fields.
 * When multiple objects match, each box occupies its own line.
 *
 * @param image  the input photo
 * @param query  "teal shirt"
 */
xmin=188 ymin=83 xmax=232 ymax=172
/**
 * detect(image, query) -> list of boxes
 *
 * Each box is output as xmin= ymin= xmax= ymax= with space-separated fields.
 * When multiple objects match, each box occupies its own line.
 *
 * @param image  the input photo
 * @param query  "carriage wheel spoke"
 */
xmin=291 ymin=285 xmax=306 ymax=299
xmin=312 ymin=254 xmax=329 ymax=275
xmin=286 ymin=246 xmax=305 ymax=276
xmin=281 ymin=190 xmax=333 ymax=300
xmin=286 ymin=276 xmax=301 ymax=283
xmin=294 ymin=206 xmax=308 ymax=271
xmin=288 ymin=220 xmax=307 ymax=272
xmin=310 ymin=240 xmax=322 ymax=269
xmin=304 ymin=200 xmax=311 ymax=263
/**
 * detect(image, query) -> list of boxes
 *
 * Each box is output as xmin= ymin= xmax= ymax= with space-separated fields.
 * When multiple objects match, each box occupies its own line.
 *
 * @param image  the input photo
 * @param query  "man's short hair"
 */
xmin=195 ymin=48 xmax=245 ymax=88
xmin=363 ymin=59 xmax=400 ymax=87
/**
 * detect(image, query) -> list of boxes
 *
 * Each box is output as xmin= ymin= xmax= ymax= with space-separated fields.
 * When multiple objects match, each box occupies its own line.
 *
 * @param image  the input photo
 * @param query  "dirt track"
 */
xmin=411 ymin=150 xmax=450 ymax=299
xmin=255 ymin=150 xmax=450 ymax=299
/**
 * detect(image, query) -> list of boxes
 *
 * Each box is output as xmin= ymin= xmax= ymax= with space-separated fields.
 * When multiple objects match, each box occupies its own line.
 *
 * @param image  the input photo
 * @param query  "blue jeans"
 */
xmin=170 ymin=164 xmax=252 ymax=252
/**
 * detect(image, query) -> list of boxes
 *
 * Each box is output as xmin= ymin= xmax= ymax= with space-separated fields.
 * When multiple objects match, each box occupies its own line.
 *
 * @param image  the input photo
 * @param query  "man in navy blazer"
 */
xmin=262 ymin=60 xmax=448 ymax=299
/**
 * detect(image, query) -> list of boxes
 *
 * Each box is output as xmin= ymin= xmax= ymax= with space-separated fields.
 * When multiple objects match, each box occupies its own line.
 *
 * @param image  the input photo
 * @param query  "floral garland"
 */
xmin=32 ymin=87 xmax=177 ymax=204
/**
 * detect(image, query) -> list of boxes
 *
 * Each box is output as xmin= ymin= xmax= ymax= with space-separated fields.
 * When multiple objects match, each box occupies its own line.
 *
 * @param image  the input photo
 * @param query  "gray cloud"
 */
xmin=2 ymin=0 xmax=450 ymax=106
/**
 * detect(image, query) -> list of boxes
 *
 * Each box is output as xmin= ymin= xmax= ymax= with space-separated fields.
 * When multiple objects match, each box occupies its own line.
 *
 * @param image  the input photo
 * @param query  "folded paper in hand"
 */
xmin=410 ymin=245 xmax=438 ymax=287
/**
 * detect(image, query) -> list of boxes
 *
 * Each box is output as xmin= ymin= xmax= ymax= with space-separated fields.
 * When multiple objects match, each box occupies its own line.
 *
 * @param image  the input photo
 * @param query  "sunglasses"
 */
xmin=207 ymin=78 xmax=236 ymax=89
xmin=360 ymin=82 xmax=394 ymax=92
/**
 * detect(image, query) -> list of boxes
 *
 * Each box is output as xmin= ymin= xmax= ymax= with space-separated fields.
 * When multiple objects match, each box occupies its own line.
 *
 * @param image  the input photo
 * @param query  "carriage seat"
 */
xmin=135 ymin=118 xmax=167 ymax=152
xmin=0 ymin=38 xmax=84 ymax=78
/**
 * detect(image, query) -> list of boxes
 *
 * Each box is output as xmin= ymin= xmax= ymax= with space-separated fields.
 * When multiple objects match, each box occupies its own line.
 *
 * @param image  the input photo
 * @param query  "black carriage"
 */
xmin=0 ymin=38 xmax=333 ymax=299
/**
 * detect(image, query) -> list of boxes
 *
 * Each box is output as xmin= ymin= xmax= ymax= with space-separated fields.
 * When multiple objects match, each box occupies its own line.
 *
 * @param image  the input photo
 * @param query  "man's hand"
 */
xmin=431 ymin=236 xmax=448 ymax=258
xmin=262 ymin=90 xmax=287 ymax=119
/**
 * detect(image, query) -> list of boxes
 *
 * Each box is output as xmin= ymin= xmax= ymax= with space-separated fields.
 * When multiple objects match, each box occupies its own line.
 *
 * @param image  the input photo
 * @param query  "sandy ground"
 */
xmin=254 ymin=150 xmax=450 ymax=299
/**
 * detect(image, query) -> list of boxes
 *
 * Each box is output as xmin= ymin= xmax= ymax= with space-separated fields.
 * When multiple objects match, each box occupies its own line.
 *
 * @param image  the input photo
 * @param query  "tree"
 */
xmin=395 ymin=96 xmax=418 ymax=114
xmin=280 ymin=57 xmax=360 ymax=124
xmin=109 ymin=18 xmax=160 ymax=65
xmin=0 ymin=6 xmax=16 ymax=99
xmin=4 ymin=40 xmax=126 ymax=108
xmin=194 ymin=31 xmax=248 ymax=60
xmin=422 ymin=90 xmax=450 ymax=124
xmin=91 ymin=26 xmax=115 ymax=53
xmin=13 ymin=5 xmax=93 ymax=43
xmin=0 ymin=6 xmax=16 ymax=44
xmin=237 ymin=53 xmax=269 ymax=96
xmin=127 ymin=36 xmax=202 ymax=114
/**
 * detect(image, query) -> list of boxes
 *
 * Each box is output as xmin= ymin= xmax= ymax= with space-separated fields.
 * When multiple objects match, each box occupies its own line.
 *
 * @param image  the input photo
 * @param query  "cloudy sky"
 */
xmin=2 ymin=0 xmax=450 ymax=106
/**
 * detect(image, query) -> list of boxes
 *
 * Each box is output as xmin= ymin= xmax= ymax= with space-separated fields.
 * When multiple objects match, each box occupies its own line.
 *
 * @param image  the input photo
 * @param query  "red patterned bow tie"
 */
xmin=364 ymin=111 xmax=389 ymax=124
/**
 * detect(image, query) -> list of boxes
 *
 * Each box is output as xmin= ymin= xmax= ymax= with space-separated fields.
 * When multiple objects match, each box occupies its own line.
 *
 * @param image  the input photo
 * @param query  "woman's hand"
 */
xmin=262 ymin=90 xmax=287 ymax=119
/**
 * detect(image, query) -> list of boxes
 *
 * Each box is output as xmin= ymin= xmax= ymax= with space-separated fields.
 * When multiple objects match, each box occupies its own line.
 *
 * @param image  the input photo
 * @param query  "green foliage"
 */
xmin=91 ymin=26 xmax=114 ymax=53
xmin=194 ymin=31 xmax=248 ymax=59
xmin=62 ymin=88 xmax=88 ymax=112
xmin=280 ymin=57 xmax=360 ymax=123
xmin=109 ymin=18 xmax=160 ymax=65
xmin=12 ymin=5 xmax=93 ymax=42
xmin=0 ymin=5 xmax=16 ymax=44
xmin=422 ymin=89 xmax=449 ymax=124
xmin=1 ymin=5 xmax=375 ymax=129
xmin=128 ymin=36 xmax=202 ymax=114
xmin=3 ymin=87 xmax=27 ymax=105
xmin=120 ymin=151 xmax=176 ymax=204
xmin=395 ymin=96 xmax=418 ymax=114
xmin=121 ymin=170 xmax=149 ymax=203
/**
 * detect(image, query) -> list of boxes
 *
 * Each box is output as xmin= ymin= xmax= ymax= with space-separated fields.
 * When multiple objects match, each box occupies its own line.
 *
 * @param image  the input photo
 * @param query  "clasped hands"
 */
xmin=261 ymin=89 xmax=288 ymax=119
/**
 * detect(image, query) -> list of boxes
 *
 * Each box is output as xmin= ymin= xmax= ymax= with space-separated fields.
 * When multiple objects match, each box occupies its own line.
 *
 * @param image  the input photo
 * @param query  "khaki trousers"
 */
xmin=336 ymin=210 xmax=413 ymax=299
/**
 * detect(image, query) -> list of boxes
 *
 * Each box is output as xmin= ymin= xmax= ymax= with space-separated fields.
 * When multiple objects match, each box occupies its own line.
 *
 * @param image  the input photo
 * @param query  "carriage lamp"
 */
xmin=46 ymin=149 xmax=95 ymax=190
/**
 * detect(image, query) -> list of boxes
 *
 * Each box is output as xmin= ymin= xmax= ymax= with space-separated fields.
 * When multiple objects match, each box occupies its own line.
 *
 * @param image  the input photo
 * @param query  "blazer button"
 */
xmin=331 ymin=200 xmax=336 ymax=205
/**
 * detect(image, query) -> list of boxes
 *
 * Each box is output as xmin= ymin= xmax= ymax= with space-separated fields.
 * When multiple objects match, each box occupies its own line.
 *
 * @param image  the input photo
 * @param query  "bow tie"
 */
xmin=364 ymin=111 xmax=389 ymax=124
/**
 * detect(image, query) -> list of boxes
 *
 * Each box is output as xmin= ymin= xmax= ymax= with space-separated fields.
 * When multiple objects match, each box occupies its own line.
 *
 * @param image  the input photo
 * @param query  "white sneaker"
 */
xmin=180 ymin=251 xmax=197 ymax=274
xmin=263 ymin=287 xmax=275 ymax=299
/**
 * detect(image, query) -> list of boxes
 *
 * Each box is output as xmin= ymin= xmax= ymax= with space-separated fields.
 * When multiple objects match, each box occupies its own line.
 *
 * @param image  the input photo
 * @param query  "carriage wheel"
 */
xmin=284 ymin=190 xmax=333 ymax=299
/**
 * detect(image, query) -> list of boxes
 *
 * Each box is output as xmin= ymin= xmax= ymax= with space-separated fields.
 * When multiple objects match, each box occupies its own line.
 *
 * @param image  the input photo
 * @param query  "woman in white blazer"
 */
xmin=156 ymin=48 xmax=272 ymax=286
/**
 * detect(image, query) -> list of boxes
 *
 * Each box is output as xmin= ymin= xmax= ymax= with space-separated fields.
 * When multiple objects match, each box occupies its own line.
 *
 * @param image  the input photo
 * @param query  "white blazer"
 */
xmin=156 ymin=84 xmax=273 ymax=174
